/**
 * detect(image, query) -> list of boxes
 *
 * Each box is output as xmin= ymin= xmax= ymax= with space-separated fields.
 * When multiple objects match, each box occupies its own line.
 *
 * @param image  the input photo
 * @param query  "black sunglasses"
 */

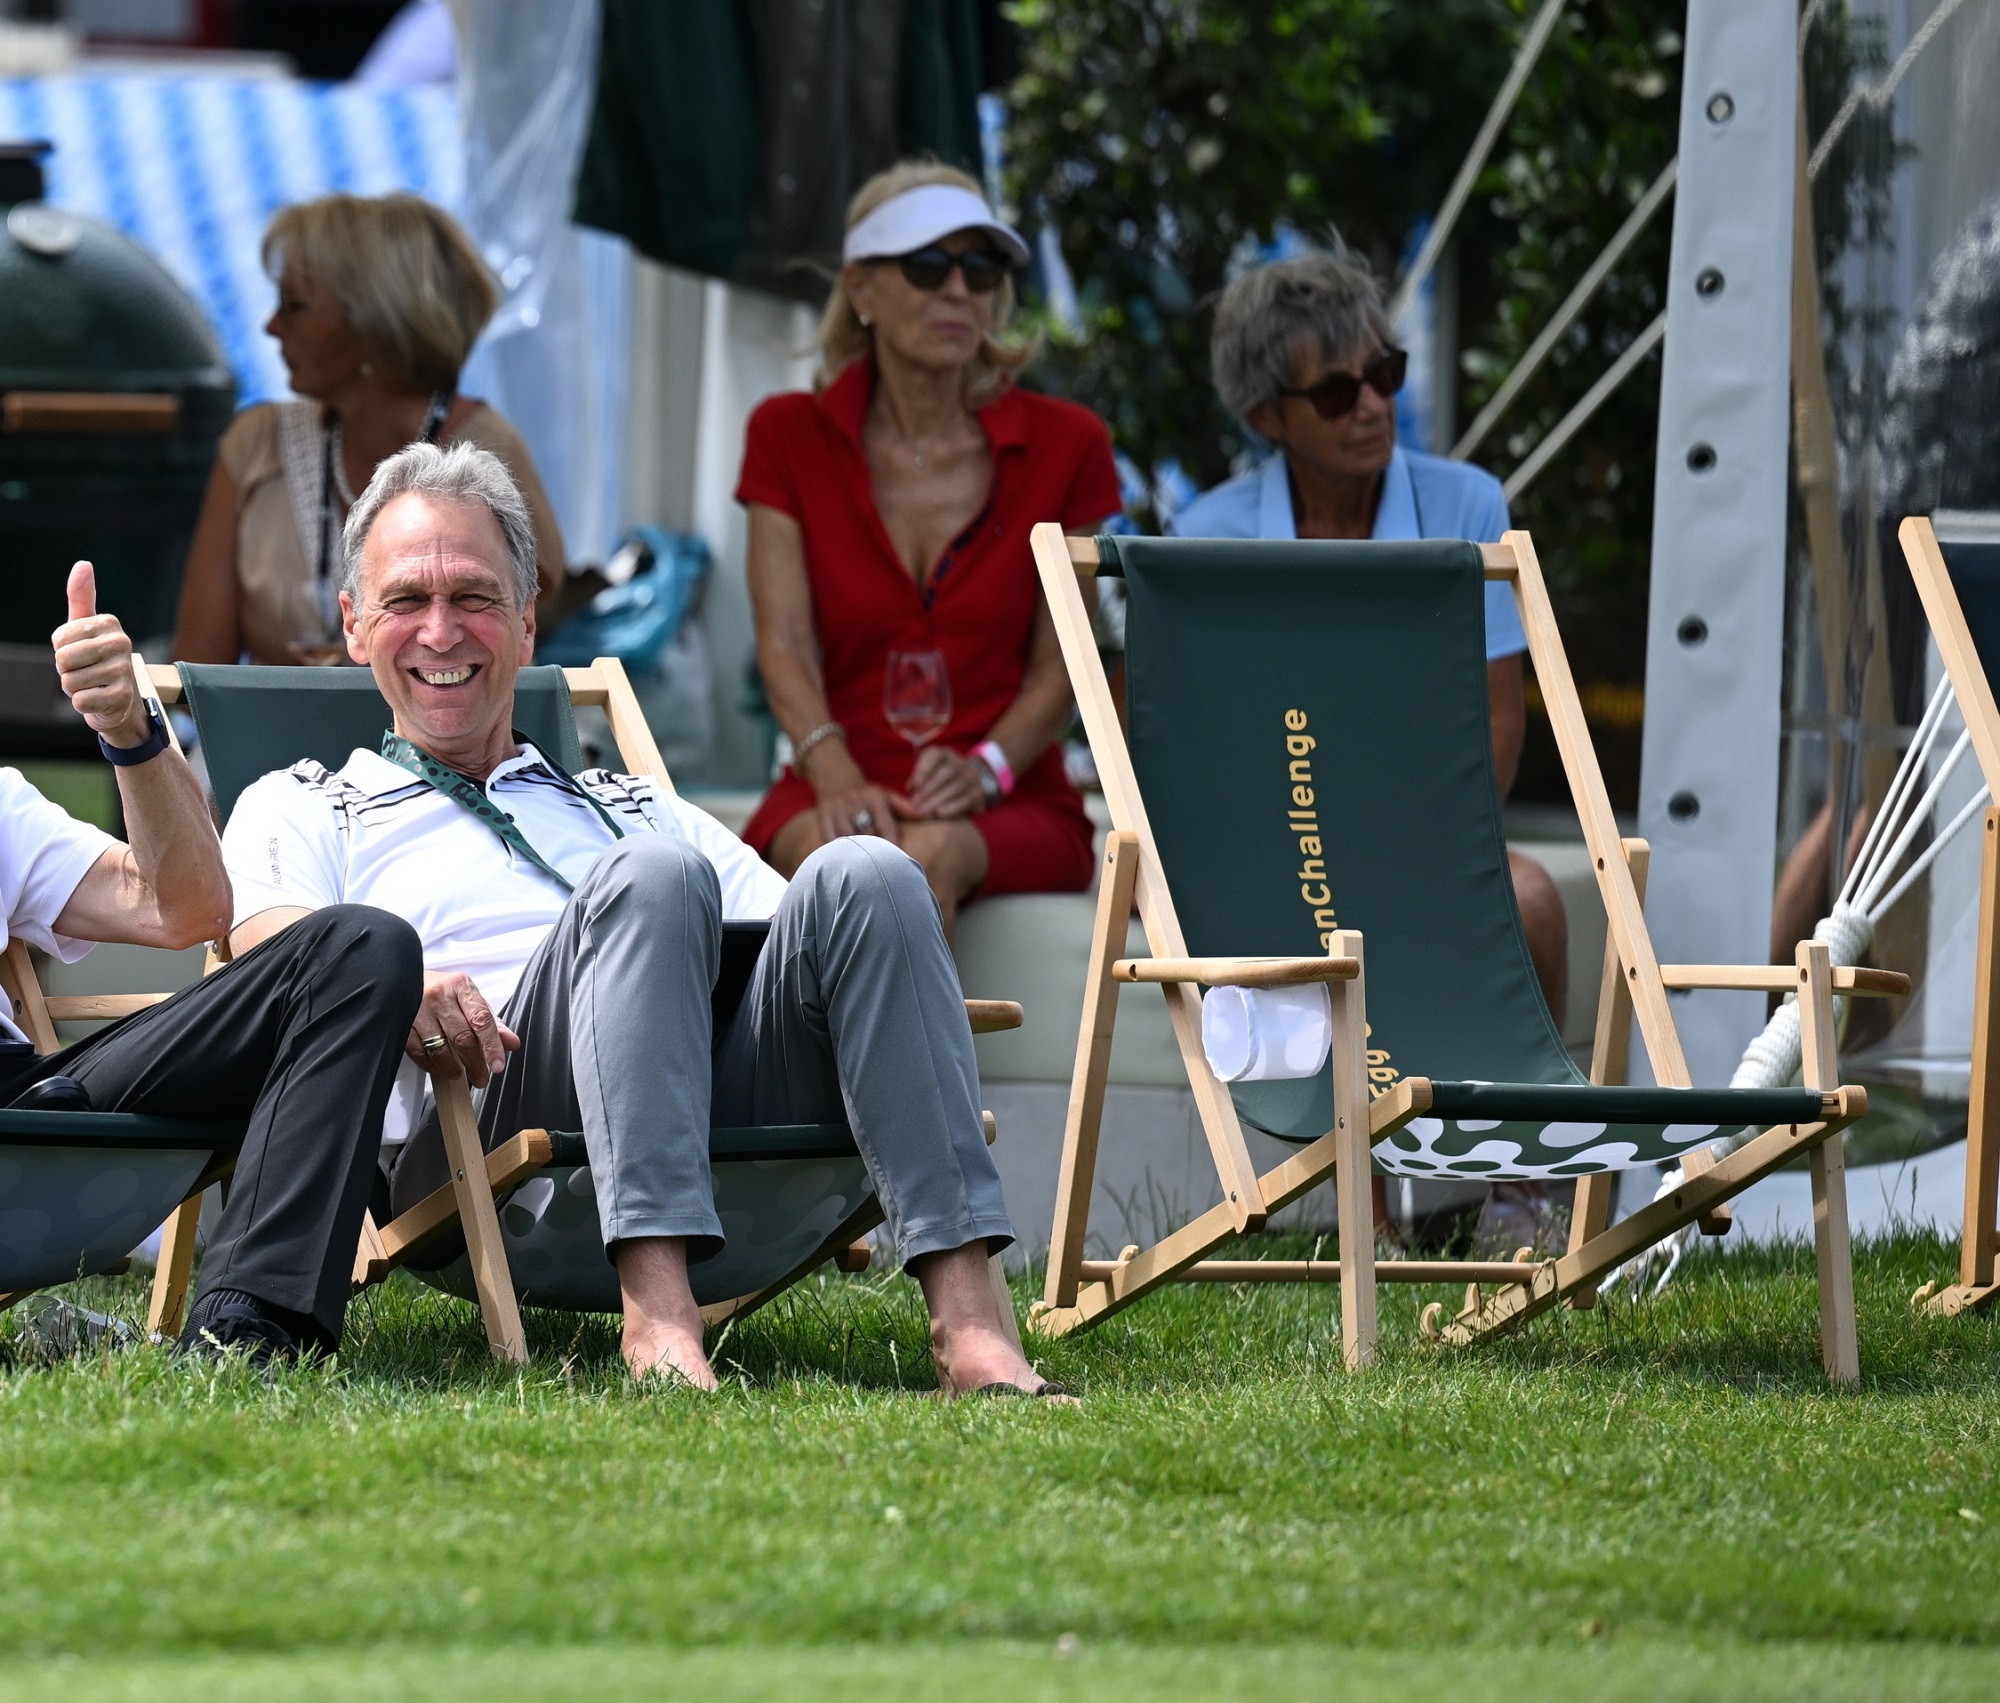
xmin=893 ymin=244 xmax=1010 ymax=294
xmin=1277 ymin=347 xmax=1408 ymax=420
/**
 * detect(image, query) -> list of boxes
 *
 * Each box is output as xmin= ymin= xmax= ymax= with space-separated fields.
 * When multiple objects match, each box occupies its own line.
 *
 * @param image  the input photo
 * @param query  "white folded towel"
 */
xmin=1201 ymin=984 xmax=1333 ymax=1081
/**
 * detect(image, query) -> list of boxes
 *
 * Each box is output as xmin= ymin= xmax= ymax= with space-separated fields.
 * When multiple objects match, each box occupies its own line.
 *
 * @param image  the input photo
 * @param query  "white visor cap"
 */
xmin=841 ymin=184 xmax=1029 ymax=269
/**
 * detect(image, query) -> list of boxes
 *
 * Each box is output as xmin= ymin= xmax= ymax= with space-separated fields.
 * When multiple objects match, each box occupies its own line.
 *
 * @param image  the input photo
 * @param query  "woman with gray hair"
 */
xmin=173 ymin=193 xmax=565 ymax=666
xmin=1174 ymin=247 xmax=1568 ymax=1255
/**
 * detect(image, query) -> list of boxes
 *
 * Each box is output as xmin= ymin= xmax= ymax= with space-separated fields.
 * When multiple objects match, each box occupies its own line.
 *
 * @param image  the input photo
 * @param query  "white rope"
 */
xmin=1389 ymin=0 xmax=1569 ymax=327
xmin=1854 ymin=729 xmax=1973 ymax=913
xmin=1871 ymin=785 xmax=1992 ymax=922
xmin=1452 ymin=158 xmax=1677 ymax=460
xmin=1838 ymin=677 xmax=1955 ymax=910
xmin=1501 ymin=310 xmax=1664 ymax=502
xmin=1807 ymin=0 xmax=1982 ymax=181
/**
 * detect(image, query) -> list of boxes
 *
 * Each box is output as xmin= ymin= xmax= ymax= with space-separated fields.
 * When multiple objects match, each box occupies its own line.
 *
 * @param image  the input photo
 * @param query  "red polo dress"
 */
xmin=736 ymin=357 xmax=1121 ymax=896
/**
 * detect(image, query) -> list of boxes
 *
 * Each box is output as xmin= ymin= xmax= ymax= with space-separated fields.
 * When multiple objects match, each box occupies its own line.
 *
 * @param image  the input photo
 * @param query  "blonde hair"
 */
xmin=264 ymin=193 xmax=498 ymax=394
xmin=817 ymin=160 xmax=1037 ymax=407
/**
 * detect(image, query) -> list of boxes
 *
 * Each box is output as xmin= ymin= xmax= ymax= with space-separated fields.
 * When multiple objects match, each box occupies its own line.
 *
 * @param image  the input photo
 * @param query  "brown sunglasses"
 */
xmin=1277 ymin=347 xmax=1408 ymax=419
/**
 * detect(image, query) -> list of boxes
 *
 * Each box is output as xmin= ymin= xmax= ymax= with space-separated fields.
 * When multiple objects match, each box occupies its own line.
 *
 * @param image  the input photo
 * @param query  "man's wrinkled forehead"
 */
xmin=360 ymin=492 xmax=515 ymax=605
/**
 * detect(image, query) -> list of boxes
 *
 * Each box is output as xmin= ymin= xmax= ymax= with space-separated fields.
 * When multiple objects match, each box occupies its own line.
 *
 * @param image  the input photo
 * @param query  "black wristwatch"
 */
xmin=98 ymin=700 xmax=171 ymax=767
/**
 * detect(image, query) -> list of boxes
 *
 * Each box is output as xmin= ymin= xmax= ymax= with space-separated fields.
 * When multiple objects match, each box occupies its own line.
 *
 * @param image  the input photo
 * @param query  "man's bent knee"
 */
xmin=582 ymin=833 xmax=721 ymax=912
xmin=793 ymin=835 xmax=930 ymax=909
xmin=303 ymin=904 xmax=423 ymax=977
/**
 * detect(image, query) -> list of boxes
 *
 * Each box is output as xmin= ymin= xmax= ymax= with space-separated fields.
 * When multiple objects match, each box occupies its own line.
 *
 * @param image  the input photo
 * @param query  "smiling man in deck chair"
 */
xmin=220 ymin=440 xmax=1045 ymax=1394
xmin=4 ymin=564 xmax=421 ymax=1363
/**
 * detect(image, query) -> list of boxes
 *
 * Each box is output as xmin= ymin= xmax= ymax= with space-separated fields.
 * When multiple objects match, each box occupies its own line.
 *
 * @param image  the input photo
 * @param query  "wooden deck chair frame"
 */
xmin=1898 ymin=514 xmax=2000 ymax=1318
xmin=132 ymin=655 xmax=1021 ymax=1364
xmin=1029 ymin=523 xmax=1889 ymax=1383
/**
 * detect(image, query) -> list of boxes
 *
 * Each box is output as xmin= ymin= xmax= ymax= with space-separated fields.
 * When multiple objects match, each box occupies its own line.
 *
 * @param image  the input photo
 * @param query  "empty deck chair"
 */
xmin=153 ymin=657 xmax=1019 ymax=1362
xmin=1028 ymin=524 xmax=1889 ymax=1383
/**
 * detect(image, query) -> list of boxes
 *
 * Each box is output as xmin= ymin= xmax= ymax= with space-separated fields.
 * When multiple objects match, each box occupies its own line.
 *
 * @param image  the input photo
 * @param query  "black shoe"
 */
xmin=175 ymin=1288 xmax=309 ymax=1368
xmin=8 ymin=1075 xmax=90 ymax=1111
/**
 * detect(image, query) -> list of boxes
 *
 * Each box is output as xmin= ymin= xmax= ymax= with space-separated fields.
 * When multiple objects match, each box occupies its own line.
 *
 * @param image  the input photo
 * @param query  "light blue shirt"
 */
xmin=1167 ymin=446 xmax=1528 ymax=660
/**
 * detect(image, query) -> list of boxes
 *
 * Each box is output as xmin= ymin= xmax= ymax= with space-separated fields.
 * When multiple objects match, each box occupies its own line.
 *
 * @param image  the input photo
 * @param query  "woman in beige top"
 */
xmin=173 ymin=193 xmax=565 ymax=665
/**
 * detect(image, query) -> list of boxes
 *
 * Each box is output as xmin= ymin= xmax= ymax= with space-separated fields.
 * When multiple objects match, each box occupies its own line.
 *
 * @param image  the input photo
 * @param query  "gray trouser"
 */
xmin=388 ymin=835 xmax=1013 ymax=1265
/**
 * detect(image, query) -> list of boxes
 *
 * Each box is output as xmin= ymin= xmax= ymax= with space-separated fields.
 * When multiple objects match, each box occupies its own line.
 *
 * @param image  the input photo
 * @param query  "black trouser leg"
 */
xmin=56 ymin=905 xmax=422 ymax=1346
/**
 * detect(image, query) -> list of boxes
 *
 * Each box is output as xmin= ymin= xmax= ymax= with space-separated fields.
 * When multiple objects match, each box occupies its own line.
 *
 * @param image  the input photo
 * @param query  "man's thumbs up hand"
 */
xmin=66 ymin=560 xmax=97 ymax=624
xmin=52 ymin=560 xmax=148 ymax=747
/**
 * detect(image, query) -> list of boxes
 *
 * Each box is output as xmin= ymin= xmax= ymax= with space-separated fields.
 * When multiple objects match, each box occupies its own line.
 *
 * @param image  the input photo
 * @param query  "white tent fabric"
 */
xmin=453 ymin=1 xmax=630 ymax=567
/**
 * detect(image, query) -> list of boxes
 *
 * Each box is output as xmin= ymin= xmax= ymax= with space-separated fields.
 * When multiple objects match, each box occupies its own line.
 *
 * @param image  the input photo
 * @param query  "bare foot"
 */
xmin=932 ymin=1319 xmax=1062 ymax=1397
xmin=621 ymin=1319 xmax=719 ymax=1390
xmin=613 ymin=1235 xmax=718 ymax=1391
xmin=911 ymin=1242 xmax=1074 ymax=1400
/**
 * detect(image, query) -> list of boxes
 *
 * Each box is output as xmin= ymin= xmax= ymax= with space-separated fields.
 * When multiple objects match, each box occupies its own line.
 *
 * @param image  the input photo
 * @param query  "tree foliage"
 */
xmin=1004 ymin=0 xmax=1518 ymax=517
xmin=1461 ymin=0 xmax=1681 ymax=803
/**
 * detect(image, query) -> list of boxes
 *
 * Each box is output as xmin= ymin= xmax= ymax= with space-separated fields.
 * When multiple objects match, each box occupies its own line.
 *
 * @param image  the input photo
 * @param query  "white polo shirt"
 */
xmin=0 ymin=768 xmax=117 ymax=1045
xmin=222 ymin=744 xmax=788 ymax=1143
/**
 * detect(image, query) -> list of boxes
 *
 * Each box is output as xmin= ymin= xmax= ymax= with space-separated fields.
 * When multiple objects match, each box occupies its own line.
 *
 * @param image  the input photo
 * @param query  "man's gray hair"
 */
xmin=1211 ymin=246 xmax=1395 ymax=424
xmin=341 ymin=439 xmax=538 ymax=609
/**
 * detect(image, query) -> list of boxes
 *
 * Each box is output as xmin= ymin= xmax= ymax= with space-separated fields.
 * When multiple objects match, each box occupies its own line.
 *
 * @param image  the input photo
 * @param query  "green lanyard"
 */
xmin=380 ymin=732 xmax=624 ymax=894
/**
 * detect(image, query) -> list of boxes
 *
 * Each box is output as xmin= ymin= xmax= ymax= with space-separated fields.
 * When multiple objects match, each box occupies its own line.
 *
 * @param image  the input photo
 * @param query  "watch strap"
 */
xmin=98 ymin=701 xmax=171 ymax=768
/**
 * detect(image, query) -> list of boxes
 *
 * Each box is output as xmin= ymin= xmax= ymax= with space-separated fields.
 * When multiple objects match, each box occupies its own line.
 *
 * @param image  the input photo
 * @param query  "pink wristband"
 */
xmin=974 ymin=739 xmax=1016 ymax=798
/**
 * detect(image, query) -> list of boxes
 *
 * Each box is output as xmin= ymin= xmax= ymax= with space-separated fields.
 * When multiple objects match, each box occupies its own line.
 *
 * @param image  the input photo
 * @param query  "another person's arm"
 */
xmin=170 ymin=460 xmax=245 ymax=664
xmin=746 ymin=502 xmax=911 ymax=845
xmin=51 ymin=562 xmax=232 ymax=949
xmin=463 ymin=405 xmax=567 ymax=620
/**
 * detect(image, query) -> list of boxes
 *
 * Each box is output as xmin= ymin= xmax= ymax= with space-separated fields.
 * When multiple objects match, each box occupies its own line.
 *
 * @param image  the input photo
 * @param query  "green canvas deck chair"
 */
xmin=148 ymin=656 xmax=1021 ymax=1365
xmin=0 ymin=939 xmax=238 ymax=1317
xmin=1029 ymin=523 xmax=1880 ymax=1382
xmin=1899 ymin=514 xmax=2000 ymax=1318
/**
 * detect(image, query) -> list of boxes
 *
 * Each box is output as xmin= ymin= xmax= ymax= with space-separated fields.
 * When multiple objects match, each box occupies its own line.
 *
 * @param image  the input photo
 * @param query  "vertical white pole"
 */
xmin=1636 ymin=0 xmax=1800 ymax=1084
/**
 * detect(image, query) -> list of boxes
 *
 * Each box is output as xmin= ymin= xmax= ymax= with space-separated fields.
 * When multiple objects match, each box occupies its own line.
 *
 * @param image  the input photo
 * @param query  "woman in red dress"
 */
xmin=738 ymin=162 xmax=1122 ymax=929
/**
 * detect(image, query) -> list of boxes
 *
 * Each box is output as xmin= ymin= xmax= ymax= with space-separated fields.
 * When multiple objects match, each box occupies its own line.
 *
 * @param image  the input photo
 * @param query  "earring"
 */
xmin=857 ymin=314 xmax=872 ymax=329
xmin=359 ymin=360 xmax=374 ymax=377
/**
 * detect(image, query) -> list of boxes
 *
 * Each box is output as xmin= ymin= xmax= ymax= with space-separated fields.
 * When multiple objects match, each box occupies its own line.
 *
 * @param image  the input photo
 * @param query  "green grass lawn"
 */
xmin=3 ymin=1231 xmax=1998 ymax=1699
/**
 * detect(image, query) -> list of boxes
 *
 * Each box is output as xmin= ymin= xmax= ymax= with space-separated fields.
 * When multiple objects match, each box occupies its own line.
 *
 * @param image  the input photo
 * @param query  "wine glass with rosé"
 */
xmin=883 ymin=647 xmax=952 ymax=768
